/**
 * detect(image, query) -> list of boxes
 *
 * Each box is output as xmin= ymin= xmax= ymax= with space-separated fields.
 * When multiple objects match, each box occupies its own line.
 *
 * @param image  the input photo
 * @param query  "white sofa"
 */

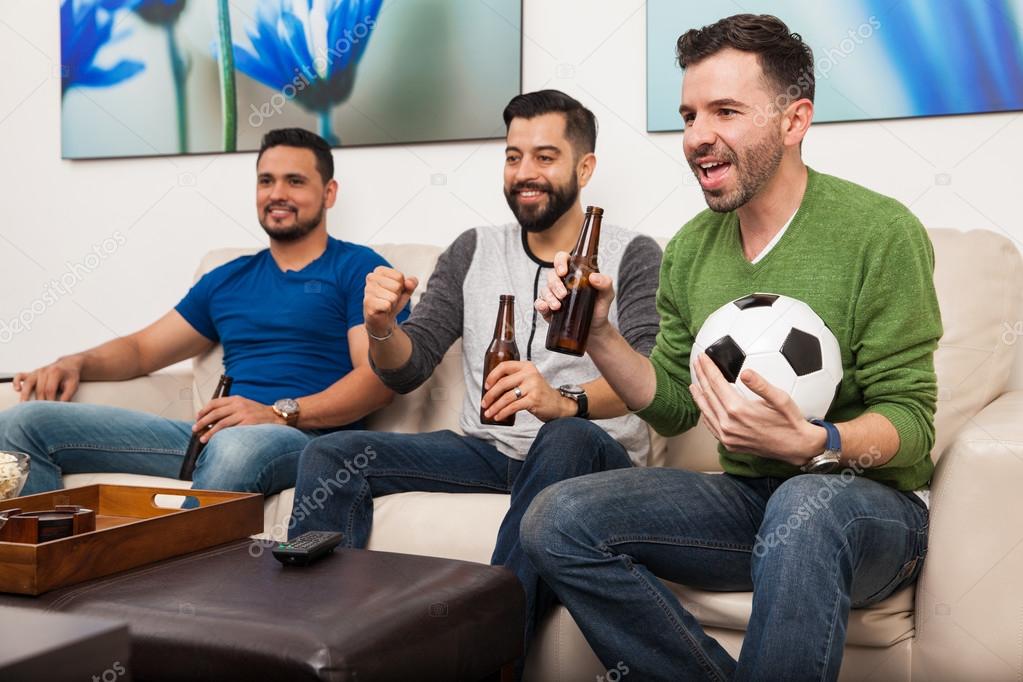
xmin=5 ymin=228 xmax=1023 ymax=681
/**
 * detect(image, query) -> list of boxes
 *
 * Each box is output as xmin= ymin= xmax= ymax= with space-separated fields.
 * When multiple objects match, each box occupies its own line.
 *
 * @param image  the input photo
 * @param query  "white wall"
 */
xmin=1 ymin=0 xmax=1021 ymax=374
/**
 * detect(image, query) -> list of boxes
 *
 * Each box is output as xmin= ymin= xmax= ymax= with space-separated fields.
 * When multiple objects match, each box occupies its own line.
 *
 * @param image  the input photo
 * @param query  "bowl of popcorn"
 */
xmin=0 ymin=452 xmax=30 ymax=500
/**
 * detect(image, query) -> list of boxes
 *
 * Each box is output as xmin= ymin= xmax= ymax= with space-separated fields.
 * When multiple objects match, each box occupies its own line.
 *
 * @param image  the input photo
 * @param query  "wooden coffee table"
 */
xmin=0 ymin=539 xmax=524 ymax=681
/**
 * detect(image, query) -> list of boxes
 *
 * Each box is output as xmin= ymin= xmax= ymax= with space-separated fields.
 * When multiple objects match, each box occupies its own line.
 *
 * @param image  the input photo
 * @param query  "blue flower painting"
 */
xmin=60 ymin=0 xmax=145 ymax=95
xmin=60 ymin=0 xmax=522 ymax=158
xmin=232 ymin=0 xmax=384 ymax=143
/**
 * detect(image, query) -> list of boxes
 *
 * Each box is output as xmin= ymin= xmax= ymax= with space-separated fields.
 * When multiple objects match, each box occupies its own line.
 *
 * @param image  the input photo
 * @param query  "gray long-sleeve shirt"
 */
xmin=374 ymin=223 xmax=663 ymax=464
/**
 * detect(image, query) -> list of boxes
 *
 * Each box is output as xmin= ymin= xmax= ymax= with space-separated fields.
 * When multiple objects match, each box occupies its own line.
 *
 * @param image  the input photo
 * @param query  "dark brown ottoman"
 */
xmin=0 ymin=540 xmax=524 ymax=681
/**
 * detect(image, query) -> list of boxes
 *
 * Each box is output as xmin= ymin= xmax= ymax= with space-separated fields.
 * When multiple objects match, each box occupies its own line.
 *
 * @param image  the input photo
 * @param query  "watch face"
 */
xmin=275 ymin=398 xmax=299 ymax=414
xmin=803 ymin=452 xmax=841 ymax=474
xmin=558 ymin=384 xmax=584 ymax=396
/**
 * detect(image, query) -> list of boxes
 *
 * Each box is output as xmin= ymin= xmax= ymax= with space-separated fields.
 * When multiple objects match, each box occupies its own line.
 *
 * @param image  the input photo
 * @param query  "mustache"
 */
xmin=687 ymin=145 xmax=737 ymax=164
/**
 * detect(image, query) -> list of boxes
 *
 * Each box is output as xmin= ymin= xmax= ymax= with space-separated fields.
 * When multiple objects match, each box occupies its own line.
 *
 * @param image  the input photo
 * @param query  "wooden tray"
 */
xmin=0 ymin=485 xmax=263 ymax=595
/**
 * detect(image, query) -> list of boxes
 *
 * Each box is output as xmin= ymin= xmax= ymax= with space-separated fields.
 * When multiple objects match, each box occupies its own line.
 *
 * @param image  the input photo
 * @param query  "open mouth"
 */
xmin=695 ymin=159 xmax=732 ymax=189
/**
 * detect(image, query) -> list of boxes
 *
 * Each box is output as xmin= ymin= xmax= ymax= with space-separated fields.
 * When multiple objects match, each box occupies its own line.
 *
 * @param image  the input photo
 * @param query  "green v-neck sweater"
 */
xmin=636 ymin=168 xmax=942 ymax=491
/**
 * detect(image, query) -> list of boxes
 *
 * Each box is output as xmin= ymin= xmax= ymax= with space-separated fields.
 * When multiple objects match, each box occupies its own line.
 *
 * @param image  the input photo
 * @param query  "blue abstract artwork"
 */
xmin=61 ymin=0 xmax=522 ymax=158
xmin=647 ymin=0 xmax=1023 ymax=131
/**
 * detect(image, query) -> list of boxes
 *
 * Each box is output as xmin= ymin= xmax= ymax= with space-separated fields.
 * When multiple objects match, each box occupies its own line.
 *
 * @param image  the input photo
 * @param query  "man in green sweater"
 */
xmin=524 ymin=14 xmax=940 ymax=681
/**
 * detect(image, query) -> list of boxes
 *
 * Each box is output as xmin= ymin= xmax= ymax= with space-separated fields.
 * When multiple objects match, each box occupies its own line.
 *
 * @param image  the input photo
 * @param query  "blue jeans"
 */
xmin=520 ymin=468 xmax=929 ymax=682
xmin=0 ymin=401 xmax=315 ymax=497
xmin=289 ymin=417 xmax=634 ymax=651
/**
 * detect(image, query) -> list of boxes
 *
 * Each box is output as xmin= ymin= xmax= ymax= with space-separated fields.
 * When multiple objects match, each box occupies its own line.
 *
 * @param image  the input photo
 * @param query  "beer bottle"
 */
xmin=179 ymin=374 xmax=233 ymax=481
xmin=481 ymin=295 xmax=520 ymax=427
xmin=546 ymin=205 xmax=603 ymax=356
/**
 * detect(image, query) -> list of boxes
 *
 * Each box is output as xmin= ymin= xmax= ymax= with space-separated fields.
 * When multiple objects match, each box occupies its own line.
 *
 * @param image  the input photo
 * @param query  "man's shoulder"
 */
xmin=810 ymin=169 xmax=916 ymax=227
xmin=201 ymin=249 xmax=266 ymax=282
xmin=325 ymin=236 xmax=390 ymax=266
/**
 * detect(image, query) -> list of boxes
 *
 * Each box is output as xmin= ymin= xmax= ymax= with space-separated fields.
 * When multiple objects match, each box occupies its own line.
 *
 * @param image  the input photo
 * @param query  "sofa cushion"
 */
xmin=926 ymin=228 xmax=1023 ymax=460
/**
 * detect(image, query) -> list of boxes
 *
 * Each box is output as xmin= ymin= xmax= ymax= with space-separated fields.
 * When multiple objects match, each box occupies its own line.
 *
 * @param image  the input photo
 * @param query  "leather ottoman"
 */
xmin=0 ymin=540 xmax=524 ymax=681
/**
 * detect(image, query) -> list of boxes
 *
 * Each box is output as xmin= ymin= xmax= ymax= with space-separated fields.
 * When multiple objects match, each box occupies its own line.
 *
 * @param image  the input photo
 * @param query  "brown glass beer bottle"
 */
xmin=179 ymin=374 xmax=233 ymax=480
xmin=546 ymin=205 xmax=603 ymax=356
xmin=481 ymin=295 xmax=520 ymax=426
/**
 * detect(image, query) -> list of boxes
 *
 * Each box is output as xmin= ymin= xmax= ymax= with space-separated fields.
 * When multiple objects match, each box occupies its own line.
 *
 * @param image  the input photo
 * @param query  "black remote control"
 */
xmin=272 ymin=531 xmax=344 ymax=567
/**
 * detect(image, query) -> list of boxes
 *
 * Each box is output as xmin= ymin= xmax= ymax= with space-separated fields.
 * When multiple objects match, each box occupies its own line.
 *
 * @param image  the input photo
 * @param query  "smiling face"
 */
xmin=680 ymin=48 xmax=787 ymax=213
xmin=503 ymin=112 xmax=587 ymax=233
xmin=256 ymin=145 xmax=337 ymax=242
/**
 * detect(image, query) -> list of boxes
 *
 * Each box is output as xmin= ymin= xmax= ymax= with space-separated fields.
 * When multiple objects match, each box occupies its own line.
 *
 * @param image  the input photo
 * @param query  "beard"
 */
xmin=259 ymin=203 xmax=324 ymax=243
xmin=504 ymin=175 xmax=580 ymax=233
xmin=688 ymin=132 xmax=784 ymax=213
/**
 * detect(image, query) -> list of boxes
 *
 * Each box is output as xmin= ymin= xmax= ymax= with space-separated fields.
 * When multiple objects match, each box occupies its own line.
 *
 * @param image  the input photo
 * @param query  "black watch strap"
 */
xmin=574 ymin=391 xmax=589 ymax=419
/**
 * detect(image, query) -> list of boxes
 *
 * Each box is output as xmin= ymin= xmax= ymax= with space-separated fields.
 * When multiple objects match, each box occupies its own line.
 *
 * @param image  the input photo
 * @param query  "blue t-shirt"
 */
xmin=175 ymin=238 xmax=408 ymax=425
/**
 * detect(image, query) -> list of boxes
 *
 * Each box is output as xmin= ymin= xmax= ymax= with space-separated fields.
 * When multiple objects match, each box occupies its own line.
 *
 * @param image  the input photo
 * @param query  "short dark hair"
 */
xmin=502 ymin=89 xmax=598 ymax=157
xmin=676 ymin=14 xmax=815 ymax=104
xmin=257 ymin=128 xmax=334 ymax=184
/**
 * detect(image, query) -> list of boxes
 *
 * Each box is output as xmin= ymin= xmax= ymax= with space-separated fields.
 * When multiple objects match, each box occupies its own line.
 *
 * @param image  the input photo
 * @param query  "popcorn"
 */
xmin=0 ymin=452 xmax=29 ymax=500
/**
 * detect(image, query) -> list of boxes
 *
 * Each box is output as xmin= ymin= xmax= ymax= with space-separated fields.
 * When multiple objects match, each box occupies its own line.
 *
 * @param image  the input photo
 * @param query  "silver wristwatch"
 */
xmin=272 ymin=398 xmax=301 ymax=427
xmin=802 ymin=419 xmax=841 ymax=474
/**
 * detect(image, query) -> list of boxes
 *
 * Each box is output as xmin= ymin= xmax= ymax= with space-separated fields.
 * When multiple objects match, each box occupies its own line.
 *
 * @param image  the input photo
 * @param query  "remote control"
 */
xmin=272 ymin=531 xmax=344 ymax=567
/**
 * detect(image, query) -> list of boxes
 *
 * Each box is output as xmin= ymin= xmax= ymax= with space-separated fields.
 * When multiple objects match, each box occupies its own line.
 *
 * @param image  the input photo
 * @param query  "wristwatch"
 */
xmin=557 ymin=385 xmax=589 ymax=419
xmin=272 ymin=398 xmax=301 ymax=427
xmin=802 ymin=419 xmax=842 ymax=474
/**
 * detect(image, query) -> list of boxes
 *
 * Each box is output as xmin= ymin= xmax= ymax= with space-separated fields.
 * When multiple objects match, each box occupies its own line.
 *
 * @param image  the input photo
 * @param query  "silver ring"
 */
xmin=513 ymin=386 xmax=523 ymax=399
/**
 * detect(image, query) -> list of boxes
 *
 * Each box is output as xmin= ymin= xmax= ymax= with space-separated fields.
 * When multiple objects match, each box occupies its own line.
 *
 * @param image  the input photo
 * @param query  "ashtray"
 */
xmin=0 ymin=505 xmax=96 ymax=543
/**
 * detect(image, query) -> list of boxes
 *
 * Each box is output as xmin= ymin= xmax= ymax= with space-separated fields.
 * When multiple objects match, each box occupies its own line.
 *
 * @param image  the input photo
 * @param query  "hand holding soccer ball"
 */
xmin=691 ymin=293 xmax=842 ymax=420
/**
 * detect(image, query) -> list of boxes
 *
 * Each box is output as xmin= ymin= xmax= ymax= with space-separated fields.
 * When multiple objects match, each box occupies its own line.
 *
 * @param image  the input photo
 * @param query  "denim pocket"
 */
xmin=855 ymin=518 xmax=929 ymax=607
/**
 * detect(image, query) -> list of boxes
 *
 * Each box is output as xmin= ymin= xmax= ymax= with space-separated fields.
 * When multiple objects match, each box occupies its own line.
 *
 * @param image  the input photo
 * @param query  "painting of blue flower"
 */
xmin=232 ymin=0 xmax=384 ymax=143
xmin=134 ymin=0 xmax=187 ymax=25
xmin=60 ymin=0 xmax=522 ymax=158
xmin=60 ymin=0 xmax=145 ymax=96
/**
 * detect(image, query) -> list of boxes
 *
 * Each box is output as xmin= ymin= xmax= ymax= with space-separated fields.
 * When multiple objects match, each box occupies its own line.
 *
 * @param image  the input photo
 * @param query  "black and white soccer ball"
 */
xmin=691 ymin=293 xmax=842 ymax=420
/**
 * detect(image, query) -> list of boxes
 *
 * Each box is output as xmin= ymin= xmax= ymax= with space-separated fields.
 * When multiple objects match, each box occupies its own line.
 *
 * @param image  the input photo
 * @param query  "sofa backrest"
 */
xmin=191 ymin=228 xmax=1023 ymax=470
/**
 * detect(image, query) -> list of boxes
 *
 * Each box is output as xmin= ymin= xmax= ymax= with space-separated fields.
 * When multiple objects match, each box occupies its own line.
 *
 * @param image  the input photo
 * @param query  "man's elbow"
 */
xmin=376 ymin=387 xmax=397 ymax=409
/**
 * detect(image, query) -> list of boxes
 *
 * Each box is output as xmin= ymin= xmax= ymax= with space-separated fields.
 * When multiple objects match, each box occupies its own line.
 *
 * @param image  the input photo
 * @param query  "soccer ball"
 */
xmin=691 ymin=293 xmax=842 ymax=419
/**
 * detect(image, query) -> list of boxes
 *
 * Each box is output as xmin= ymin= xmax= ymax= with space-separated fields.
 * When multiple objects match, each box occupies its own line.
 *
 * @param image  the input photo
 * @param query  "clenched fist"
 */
xmin=364 ymin=266 xmax=418 ymax=338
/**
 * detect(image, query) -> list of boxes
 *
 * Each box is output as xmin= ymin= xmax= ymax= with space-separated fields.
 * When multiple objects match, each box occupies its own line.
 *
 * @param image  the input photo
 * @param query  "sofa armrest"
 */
xmin=912 ymin=391 xmax=1023 ymax=681
xmin=0 ymin=371 xmax=195 ymax=422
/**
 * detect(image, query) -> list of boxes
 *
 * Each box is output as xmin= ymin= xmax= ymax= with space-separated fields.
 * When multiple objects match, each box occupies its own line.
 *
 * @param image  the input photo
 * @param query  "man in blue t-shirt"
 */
xmin=2 ymin=128 xmax=408 ymax=499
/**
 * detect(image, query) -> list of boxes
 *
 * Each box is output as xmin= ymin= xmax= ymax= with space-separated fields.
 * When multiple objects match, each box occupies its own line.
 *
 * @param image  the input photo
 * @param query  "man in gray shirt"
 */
xmin=290 ymin=90 xmax=662 ymax=650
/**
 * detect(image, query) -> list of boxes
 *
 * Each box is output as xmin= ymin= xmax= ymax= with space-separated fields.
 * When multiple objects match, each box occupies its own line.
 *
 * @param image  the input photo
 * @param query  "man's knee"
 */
xmin=767 ymin=475 xmax=854 ymax=520
xmin=0 ymin=401 xmax=58 ymax=436
xmin=520 ymin=478 xmax=591 ymax=561
xmin=532 ymin=418 xmax=619 ymax=466
xmin=536 ymin=417 xmax=603 ymax=443
xmin=757 ymin=475 xmax=854 ymax=557
xmin=201 ymin=426 xmax=303 ymax=484
xmin=300 ymin=430 xmax=377 ymax=472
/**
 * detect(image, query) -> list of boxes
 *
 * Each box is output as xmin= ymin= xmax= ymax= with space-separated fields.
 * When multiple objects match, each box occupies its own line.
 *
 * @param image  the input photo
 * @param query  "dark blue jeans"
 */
xmin=0 ymin=401 xmax=313 ymax=497
xmin=520 ymin=468 xmax=929 ymax=682
xmin=289 ymin=417 xmax=634 ymax=649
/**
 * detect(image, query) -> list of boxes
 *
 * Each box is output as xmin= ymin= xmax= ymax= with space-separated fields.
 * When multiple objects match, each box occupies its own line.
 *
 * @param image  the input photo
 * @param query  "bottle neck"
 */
xmin=493 ymin=301 xmax=516 ymax=341
xmin=572 ymin=212 xmax=602 ymax=258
